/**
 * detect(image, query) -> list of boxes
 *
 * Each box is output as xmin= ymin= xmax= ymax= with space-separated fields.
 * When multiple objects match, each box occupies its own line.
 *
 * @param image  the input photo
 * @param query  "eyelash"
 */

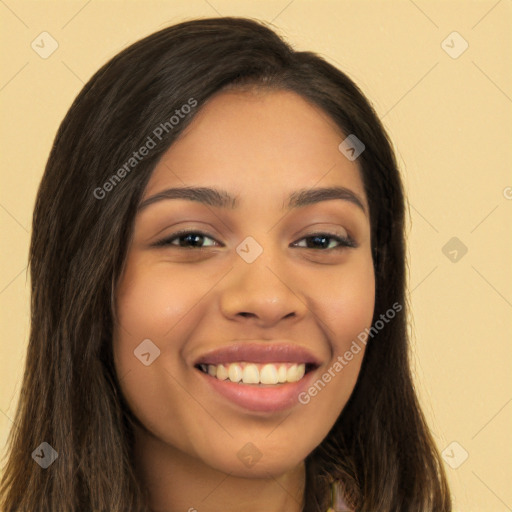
xmin=153 ymin=230 xmax=357 ymax=250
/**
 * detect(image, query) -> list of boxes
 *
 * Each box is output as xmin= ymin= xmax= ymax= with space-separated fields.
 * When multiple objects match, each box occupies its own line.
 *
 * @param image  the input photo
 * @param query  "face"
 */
xmin=113 ymin=89 xmax=375 ymax=478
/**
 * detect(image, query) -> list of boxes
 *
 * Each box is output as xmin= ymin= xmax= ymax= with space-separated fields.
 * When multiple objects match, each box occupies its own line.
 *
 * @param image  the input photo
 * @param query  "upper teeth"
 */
xmin=199 ymin=362 xmax=306 ymax=384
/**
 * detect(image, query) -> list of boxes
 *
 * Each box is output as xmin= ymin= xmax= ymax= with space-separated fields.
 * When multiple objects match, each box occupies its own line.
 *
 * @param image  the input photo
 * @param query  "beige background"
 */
xmin=1 ymin=1 xmax=511 ymax=510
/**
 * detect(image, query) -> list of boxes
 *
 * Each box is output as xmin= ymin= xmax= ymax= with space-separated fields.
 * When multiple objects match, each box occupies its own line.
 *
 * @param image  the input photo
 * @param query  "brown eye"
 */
xmin=153 ymin=231 xmax=219 ymax=248
xmin=293 ymin=233 xmax=357 ymax=250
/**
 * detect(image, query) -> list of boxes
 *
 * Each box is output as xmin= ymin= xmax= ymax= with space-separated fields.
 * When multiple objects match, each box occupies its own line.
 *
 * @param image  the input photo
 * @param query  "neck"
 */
xmin=134 ymin=426 xmax=306 ymax=512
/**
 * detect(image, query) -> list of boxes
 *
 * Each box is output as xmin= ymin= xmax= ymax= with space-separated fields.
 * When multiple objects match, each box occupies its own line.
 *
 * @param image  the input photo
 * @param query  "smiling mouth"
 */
xmin=195 ymin=361 xmax=317 ymax=385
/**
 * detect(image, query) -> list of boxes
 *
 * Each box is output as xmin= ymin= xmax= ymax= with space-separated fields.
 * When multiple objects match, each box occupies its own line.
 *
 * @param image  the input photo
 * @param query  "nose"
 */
xmin=219 ymin=252 xmax=308 ymax=328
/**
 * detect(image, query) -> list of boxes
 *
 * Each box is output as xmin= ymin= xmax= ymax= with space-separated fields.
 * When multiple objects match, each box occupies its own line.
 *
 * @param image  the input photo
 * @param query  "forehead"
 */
xmin=143 ymin=89 xmax=366 ymax=207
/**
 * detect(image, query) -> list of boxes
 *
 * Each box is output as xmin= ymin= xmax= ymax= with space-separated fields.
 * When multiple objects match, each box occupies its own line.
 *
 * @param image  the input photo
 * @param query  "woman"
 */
xmin=0 ymin=17 xmax=451 ymax=511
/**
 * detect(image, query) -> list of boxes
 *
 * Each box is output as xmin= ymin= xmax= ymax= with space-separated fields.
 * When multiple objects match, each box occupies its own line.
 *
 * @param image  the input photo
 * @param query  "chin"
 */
xmin=197 ymin=440 xmax=311 ymax=479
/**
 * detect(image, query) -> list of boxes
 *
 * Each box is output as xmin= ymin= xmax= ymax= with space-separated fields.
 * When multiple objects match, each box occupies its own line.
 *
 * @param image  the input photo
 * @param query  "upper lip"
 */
xmin=193 ymin=342 xmax=322 ymax=366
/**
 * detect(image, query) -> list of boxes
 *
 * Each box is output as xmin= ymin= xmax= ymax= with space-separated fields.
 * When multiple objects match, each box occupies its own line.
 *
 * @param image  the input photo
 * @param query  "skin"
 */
xmin=113 ymin=89 xmax=375 ymax=512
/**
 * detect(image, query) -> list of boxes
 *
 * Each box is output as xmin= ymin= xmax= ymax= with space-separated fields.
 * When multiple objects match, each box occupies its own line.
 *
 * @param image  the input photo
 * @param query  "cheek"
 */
xmin=112 ymin=258 xmax=198 ymax=400
xmin=289 ymin=253 xmax=375 ymax=426
xmin=308 ymin=254 xmax=376 ymax=352
xmin=112 ymin=259 xmax=209 ymax=452
xmin=115 ymin=262 xmax=201 ymax=340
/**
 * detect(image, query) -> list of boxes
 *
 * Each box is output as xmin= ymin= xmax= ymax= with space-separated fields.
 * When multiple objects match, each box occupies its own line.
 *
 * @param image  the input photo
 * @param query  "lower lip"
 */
xmin=197 ymin=368 xmax=316 ymax=413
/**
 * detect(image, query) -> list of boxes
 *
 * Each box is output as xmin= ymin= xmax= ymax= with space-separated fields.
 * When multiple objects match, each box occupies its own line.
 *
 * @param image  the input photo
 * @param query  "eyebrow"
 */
xmin=138 ymin=186 xmax=366 ymax=215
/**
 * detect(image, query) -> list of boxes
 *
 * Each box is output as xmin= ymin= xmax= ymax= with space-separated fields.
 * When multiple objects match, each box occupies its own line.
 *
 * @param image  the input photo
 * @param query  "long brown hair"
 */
xmin=0 ymin=17 xmax=451 ymax=511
